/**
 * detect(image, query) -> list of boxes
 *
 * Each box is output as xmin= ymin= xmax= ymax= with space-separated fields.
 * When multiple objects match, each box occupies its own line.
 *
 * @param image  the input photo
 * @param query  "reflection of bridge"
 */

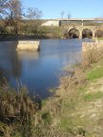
xmin=42 ymin=18 xmax=103 ymax=39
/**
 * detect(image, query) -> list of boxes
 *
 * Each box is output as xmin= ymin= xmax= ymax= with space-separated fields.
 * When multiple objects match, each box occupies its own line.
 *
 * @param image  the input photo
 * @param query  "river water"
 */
xmin=0 ymin=39 xmax=82 ymax=98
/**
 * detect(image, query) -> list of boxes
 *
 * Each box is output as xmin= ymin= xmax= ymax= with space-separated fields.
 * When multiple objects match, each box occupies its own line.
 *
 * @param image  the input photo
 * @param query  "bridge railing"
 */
xmin=60 ymin=20 xmax=103 ymax=26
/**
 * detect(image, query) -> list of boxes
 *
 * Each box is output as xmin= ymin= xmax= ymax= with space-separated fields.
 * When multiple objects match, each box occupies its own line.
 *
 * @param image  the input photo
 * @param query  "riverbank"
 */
xmin=0 ymin=42 xmax=103 ymax=137
xmin=0 ymin=34 xmax=65 ymax=41
xmin=0 ymin=26 xmax=65 ymax=41
xmin=33 ymin=44 xmax=103 ymax=137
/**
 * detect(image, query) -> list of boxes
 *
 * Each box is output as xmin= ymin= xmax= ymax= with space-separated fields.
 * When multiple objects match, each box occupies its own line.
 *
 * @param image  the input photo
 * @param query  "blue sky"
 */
xmin=21 ymin=0 xmax=103 ymax=19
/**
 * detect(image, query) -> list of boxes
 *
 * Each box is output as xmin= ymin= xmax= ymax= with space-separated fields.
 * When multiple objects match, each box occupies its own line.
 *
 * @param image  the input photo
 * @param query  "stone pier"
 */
xmin=16 ymin=41 xmax=40 ymax=51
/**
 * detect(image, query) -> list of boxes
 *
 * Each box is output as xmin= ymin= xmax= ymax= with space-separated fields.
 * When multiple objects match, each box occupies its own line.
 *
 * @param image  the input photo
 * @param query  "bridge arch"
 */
xmin=64 ymin=26 xmax=97 ymax=39
xmin=95 ymin=30 xmax=103 ymax=38
xmin=68 ymin=28 xmax=80 ymax=39
xmin=82 ymin=28 xmax=93 ymax=39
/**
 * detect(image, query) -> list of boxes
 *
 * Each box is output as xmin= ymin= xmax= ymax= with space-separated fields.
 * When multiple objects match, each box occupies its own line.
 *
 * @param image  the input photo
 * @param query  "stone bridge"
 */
xmin=42 ymin=18 xmax=103 ymax=39
xmin=60 ymin=19 xmax=103 ymax=39
xmin=64 ymin=25 xmax=98 ymax=39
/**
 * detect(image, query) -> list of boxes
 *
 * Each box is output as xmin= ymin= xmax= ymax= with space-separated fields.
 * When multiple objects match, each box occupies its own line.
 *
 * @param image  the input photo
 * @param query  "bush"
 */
xmin=0 ymin=87 xmax=41 ymax=137
xmin=82 ymin=45 xmax=103 ymax=69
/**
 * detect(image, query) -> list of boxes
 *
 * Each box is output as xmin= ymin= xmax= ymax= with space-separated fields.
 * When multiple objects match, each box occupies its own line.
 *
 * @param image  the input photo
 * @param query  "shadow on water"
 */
xmin=0 ymin=39 xmax=82 ymax=98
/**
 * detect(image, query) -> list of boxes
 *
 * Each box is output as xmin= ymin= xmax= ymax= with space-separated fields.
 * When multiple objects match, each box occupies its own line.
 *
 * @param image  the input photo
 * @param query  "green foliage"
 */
xmin=97 ymin=37 xmax=103 ymax=40
xmin=41 ymin=112 xmax=52 ymax=125
xmin=87 ymin=67 xmax=103 ymax=81
xmin=60 ymin=117 xmax=86 ymax=136
xmin=84 ymin=92 xmax=103 ymax=101
xmin=42 ymin=99 xmax=48 ymax=107
xmin=0 ymin=20 xmax=64 ymax=39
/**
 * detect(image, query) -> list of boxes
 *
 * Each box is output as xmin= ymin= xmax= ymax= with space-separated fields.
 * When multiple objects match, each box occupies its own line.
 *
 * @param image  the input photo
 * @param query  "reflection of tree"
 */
xmin=10 ymin=43 xmax=40 ymax=79
xmin=11 ymin=50 xmax=22 ymax=78
xmin=0 ymin=68 xmax=8 ymax=86
xmin=0 ymin=42 xmax=22 ymax=84
xmin=0 ymin=41 xmax=41 ymax=91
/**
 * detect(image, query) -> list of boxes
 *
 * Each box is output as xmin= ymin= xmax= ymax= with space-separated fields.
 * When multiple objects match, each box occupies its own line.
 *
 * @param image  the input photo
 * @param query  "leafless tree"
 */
xmin=25 ymin=7 xmax=42 ymax=20
xmin=8 ymin=0 xmax=22 ymax=20
xmin=5 ymin=0 xmax=22 ymax=34
xmin=24 ymin=7 xmax=43 ymax=38
xmin=0 ymin=0 xmax=11 ymax=18
xmin=0 ymin=0 xmax=43 ymax=35
xmin=61 ymin=11 xmax=65 ymax=19
xmin=67 ymin=13 xmax=71 ymax=19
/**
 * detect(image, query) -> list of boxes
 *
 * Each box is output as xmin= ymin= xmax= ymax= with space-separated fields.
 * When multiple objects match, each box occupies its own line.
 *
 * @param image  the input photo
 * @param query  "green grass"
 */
xmin=60 ymin=118 xmax=74 ymax=132
xmin=97 ymin=37 xmax=103 ymax=40
xmin=59 ymin=116 xmax=87 ymax=136
xmin=42 ymin=99 xmax=48 ymax=107
xmin=41 ymin=112 xmax=52 ymax=125
xmin=84 ymin=92 xmax=103 ymax=101
xmin=87 ymin=67 xmax=103 ymax=81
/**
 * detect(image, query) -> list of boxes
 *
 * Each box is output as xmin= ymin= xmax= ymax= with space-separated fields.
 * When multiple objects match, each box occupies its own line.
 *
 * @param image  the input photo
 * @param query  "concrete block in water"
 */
xmin=16 ymin=41 xmax=40 ymax=51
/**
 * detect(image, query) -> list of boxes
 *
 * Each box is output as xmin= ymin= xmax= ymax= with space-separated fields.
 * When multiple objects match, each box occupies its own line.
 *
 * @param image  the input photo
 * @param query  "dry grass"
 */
xmin=1 ymin=42 xmax=103 ymax=137
xmin=34 ymin=65 xmax=88 ymax=137
xmin=0 ymin=88 xmax=40 ymax=121
xmin=0 ymin=87 xmax=41 ymax=137
xmin=82 ymin=43 xmax=103 ymax=69
xmin=34 ymin=43 xmax=103 ymax=137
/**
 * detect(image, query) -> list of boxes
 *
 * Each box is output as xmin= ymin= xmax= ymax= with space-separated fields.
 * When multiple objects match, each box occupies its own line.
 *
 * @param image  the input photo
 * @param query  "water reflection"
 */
xmin=0 ymin=39 xmax=81 ymax=98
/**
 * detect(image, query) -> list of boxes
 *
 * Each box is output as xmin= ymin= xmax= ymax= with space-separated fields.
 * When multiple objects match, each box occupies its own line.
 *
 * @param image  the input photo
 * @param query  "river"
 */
xmin=0 ymin=39 xmax=82 ymax=98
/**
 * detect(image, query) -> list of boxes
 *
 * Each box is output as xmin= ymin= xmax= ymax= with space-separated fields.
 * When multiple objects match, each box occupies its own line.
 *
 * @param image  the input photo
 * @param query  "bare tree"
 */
xmin=25 ymin=7 xmax=42 ymax=20
xmin=0 ymin=0 xmax=43 ymax=35
xmin=61 ymin=11 xmax=65 ymax=19
xmin=67 ymin=13 xmax=71 ymax=19
xmin=8 ymin=0 xmax=22 ymax=19
xmin=24 ymin=7 xmax=43 ymax=38
xmin=6 ymin=0 xmax=22 ymax=34
xmin=0 ymin=0 xmax=11 ymax=18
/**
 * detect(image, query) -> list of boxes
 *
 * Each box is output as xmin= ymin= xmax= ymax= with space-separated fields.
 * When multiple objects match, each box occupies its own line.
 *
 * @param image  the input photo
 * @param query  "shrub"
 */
xmin=0 ymin=87 xmax=41 ymax=137
xmin=82 ymin=44 xmax=103 ymax=69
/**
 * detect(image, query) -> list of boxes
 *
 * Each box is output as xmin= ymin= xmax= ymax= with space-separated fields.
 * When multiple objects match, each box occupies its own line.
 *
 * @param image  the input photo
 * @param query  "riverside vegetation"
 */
xmin=33 ymin=45 xmax=103 ymax=137
xmin=1 ymin=0 xmax=103 ymax=40
xmin=0 ymin=0 xmax=65 ymax=40
xmin=0 ymin=44 xmax=103 ymax=137
xmin=0 ymin=20 xmax=65 ymax=40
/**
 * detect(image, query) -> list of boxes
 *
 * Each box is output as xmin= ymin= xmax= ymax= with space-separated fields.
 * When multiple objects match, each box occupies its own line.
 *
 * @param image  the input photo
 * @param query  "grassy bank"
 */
xmin=32 ymin=46 xmax=103 ymax=137
xmin=97 ymin=37 xmax=103 ymax=40
xmin=1 ymin=44 xmax=103 ymax=137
